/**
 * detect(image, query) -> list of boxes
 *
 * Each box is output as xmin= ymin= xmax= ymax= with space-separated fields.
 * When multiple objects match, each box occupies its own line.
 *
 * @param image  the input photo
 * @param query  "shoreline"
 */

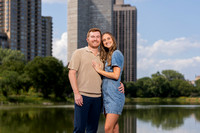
xmin=125 ymin=97 xmax=200 ymax=104
xmin=1 ymin=95 xmax=200 ymax=105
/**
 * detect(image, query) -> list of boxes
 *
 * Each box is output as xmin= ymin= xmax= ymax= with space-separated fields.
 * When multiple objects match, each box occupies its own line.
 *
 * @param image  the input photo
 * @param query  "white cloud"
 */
xmin=137 ymin=35 xmax=200 ymax=80
xmin=138 ymin=37 xmax=200 ymax=58
xmin=42 ymin=0 xmax=66 ymax=4
xmin=52 ymin=32 xmax=68 ymax=66
xmin=138 ymin=56 xmax=200 ymax=80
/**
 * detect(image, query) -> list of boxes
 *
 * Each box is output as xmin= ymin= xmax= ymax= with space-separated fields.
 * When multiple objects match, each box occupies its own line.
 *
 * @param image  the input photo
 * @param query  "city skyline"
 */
xmin=67 ymin=0 xmax=137 ymax=81
xmin=42 ymin=0 xmax=200 ymax=81
xmin=0 ymin=0 xmax=53 ymax=60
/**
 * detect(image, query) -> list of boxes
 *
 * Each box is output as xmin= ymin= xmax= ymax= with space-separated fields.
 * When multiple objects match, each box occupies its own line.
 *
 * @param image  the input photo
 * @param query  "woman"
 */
xmin=92 ymin=32 xmax=125 ymax=133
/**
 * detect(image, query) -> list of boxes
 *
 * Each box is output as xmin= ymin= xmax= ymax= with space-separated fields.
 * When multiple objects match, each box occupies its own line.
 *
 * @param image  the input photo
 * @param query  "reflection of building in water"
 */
xmin=119 ymin=115 xmax=137 ymax=133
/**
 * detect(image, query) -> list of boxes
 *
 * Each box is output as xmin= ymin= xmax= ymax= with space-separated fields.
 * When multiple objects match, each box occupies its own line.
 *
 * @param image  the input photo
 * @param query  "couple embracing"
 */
xmin=68 ymin=28 xmax=125 ymax=133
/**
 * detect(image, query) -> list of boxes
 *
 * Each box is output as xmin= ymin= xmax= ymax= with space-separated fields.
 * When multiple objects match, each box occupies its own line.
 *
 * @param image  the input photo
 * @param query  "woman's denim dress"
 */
xmin=102 ymin=50 xmax=125 ymax=115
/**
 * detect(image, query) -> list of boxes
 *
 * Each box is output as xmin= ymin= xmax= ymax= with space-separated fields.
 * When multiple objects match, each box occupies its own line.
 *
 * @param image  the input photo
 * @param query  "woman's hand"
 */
xmin=118 ymin=82 xmax=125 ymax=93
xmin=92 ymin=60 xmax=102 ymax=73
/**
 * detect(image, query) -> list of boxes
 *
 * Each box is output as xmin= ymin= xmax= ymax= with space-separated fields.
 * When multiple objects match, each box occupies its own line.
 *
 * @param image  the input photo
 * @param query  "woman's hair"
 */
xmin=100 ymin=32 xmax=117 ymax=66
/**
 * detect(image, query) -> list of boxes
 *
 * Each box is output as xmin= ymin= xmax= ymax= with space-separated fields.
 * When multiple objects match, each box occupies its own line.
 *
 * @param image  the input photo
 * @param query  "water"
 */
xmin=0 ymin=104 xmax=200 ymax=133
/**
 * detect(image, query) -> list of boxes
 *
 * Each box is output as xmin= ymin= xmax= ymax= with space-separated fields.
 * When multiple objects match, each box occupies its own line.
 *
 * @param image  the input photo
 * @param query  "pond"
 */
xmin=0 ymin=104 xmax=200 ymax=133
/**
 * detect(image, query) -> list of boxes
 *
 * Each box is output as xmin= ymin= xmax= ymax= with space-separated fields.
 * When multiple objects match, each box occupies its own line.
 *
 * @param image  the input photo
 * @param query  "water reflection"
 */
xmin=134 ymin=105 xmax=200 ymax=131
xmin=0 ymin=105 xmax=200 ymax=133
xmin=0 ymin=106 xmax=74 ymax=133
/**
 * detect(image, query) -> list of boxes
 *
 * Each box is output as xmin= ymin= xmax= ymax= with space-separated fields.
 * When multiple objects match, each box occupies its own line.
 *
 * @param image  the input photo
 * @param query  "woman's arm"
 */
xmin=92 ymin=61 xmax=120 ymax=80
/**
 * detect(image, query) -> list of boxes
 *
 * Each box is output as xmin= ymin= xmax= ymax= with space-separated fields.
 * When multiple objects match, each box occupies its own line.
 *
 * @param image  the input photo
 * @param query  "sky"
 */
xmin=42 ymin=0 xmax=200 ymax=81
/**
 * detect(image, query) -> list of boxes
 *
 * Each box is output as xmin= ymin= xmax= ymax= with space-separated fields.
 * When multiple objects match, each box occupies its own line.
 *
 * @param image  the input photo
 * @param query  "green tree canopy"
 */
xmin=0 ymin=70 xmax=23 ymax=96
xmin=162 ymin=70 xmax=184 ymax=80
xmin=0 ymin=47 xmax=26 ymax=64
xmin=195 ymin=79 xmax=200 ymax=87
xmin=0 ymin=48 xmax=26 ymax=74
xmin=24 ymin=56 xmax=66 ymax=98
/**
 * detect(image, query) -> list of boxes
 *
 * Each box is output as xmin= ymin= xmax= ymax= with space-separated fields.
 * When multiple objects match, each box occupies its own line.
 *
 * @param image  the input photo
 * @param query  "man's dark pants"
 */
xmin=73 ymin=95 xmax=102 ymax=133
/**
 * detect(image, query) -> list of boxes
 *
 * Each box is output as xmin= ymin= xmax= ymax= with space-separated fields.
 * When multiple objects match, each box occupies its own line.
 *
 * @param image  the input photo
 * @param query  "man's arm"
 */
xmin=68 ymin=69 xmax=83 ymax=106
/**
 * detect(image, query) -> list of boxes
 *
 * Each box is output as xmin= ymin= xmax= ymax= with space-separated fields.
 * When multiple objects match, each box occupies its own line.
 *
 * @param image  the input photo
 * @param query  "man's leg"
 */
xmin=73 ymin=95 xmax=91 ymax=133
xmin=86 ymin=97 xmax=102 ymax=133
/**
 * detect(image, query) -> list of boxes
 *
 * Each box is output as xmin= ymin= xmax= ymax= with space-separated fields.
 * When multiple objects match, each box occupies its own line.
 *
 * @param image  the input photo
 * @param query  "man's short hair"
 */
xmin=87 ymin=28 xmax=102 ymax=38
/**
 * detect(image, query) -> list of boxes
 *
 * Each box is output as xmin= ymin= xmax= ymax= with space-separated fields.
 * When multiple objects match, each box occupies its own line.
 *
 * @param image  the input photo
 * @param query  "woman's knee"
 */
xmin=104 ymin=124 xmax=113 ymax=132
xmin=113 ymin=123 xmax=119 ymax=133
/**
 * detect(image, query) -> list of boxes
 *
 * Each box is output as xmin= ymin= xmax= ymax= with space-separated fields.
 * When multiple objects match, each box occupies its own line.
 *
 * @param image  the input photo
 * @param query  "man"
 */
xmin=68 ymin=28 xmax=124 ymax=133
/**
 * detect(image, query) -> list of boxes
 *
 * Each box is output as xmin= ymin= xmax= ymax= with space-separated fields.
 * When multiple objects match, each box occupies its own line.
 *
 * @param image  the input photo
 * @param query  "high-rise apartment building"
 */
xmin=67 ymin=0 xmax=114 ymax=62
xmin=67 ymin=0 xmax=137 ymax=82
xmin=42 ymin=16 xmax=53 ymax=57
xmin=0 ymin=0 xmax=52 ymax=60
xmin=113 ymin=0 xmax=137 ymax=81
xmin=0 ymin=32 xmax=8 ymax=48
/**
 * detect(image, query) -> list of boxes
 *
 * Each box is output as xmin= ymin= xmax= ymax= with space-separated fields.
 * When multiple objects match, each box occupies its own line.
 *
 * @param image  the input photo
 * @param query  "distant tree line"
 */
xmin=125 ymin=70 xmax=200 ymax=98
xmin=0 ymin=48 xmax=72 ymax=100
xmin=1 ymin=48 xmax=200 ymax=100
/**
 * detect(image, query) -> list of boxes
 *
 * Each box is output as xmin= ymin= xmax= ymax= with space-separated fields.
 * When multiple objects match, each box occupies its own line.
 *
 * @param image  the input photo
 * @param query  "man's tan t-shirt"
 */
xmin=68 ymin=47 xmax=103 ymax=97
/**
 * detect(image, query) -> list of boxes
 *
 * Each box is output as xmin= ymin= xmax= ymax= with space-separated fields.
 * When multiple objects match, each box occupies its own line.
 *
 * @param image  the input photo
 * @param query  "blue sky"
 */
xmin=42 ymin=0 xmax=200 ymax=81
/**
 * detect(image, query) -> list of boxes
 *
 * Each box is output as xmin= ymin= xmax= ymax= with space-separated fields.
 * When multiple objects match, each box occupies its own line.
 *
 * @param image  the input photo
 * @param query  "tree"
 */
xmin=151 ymin=72 xmax=170 ymax=97
xmin=195 ymin=79 xmax=200 ymax=87
xmin=170 ymin=79 xmax=195 ymax=97
xmin=162 ymin=70 xmax=184 ymax=81
xmin=0 ymin=47 xmax=26 ymax=64
xmin=0 ymin=48 xmax=26 ymax=74
xmin=177 ymin=80 xmax=195 ymax=96
xmin=135 ymin=77 xmax=153 ymax=97
xmin=124 ymin=81 xmax=137 ymax=97
xmin=24 ymin=56 xmax=66 ymax=98
xmin=0 ymin=70 xmax=23 ymax=96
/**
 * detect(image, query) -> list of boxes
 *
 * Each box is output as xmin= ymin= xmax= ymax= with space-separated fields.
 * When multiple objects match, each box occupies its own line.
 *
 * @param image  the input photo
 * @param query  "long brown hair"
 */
xmin=100 ymin=32 xmax=117 ymax=66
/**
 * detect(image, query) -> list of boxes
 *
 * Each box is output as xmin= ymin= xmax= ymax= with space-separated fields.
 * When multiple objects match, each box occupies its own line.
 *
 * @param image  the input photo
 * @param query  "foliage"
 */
xmin=162 ymin=70 xmax=184 ymax=80
xmin=24 ymin=56 xmax=63 ymax=98
xmin=195 ymin=79 xmax=200 ymax=87
xmin=0 ymin=71 xmax=23 ymax=96
xmin=0 ymin=47 xmax=26 ymax=64
xmin=0 ymin=48 xmax=26 ymax=73
xmin=1 ymin=48 xmax=199 ymax=102
xmin=0 ymin=48 xmax=72 ymax=102
xmin=124 ymin=70 xmax=199 ymax=98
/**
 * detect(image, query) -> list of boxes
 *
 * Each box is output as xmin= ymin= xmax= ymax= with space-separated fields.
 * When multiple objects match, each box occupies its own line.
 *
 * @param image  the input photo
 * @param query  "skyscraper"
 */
xmin=113 ymin=0 xmax=137 ymax=81
xmin=67 ymin=0 xmax=114 ymax=61
xmin=67 ymin=0 xmax=137 ymax=82
xmin=0 ymin=0 xmax=52 ymax=60
xmin=0 ymin=33 xmax=8 ymax=48
xmin=42 ymin=16 xmax=53 ymax=57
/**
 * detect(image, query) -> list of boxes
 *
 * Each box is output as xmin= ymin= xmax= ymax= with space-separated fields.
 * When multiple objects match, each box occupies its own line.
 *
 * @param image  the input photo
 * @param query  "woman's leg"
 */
xmin=104 ymin=113 xmax=119 ymax=133
xmin=113 ymin=123 xmax=119 ymax=133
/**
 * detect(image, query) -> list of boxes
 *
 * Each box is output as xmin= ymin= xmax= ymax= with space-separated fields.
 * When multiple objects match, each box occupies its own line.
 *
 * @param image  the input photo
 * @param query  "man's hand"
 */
xmin=118 ymin=82 xmax=125 ymax=93
xmin=74 ymin=93 xmax=83 ymax=106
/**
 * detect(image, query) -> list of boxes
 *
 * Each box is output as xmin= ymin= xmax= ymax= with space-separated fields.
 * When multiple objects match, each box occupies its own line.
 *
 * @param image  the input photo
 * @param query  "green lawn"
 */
xmin=125 ymin=97 xmax=200 ymax=104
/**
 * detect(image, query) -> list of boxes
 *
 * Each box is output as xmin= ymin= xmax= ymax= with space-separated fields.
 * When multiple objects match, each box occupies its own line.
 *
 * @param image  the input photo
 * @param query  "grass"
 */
xmin=0 ymin=89 xmax=74 ymax=105
xmin=1 ymin=90 xmax=200 ymax=105
xmin=125 ymin=97 xmax=200 ymax=104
